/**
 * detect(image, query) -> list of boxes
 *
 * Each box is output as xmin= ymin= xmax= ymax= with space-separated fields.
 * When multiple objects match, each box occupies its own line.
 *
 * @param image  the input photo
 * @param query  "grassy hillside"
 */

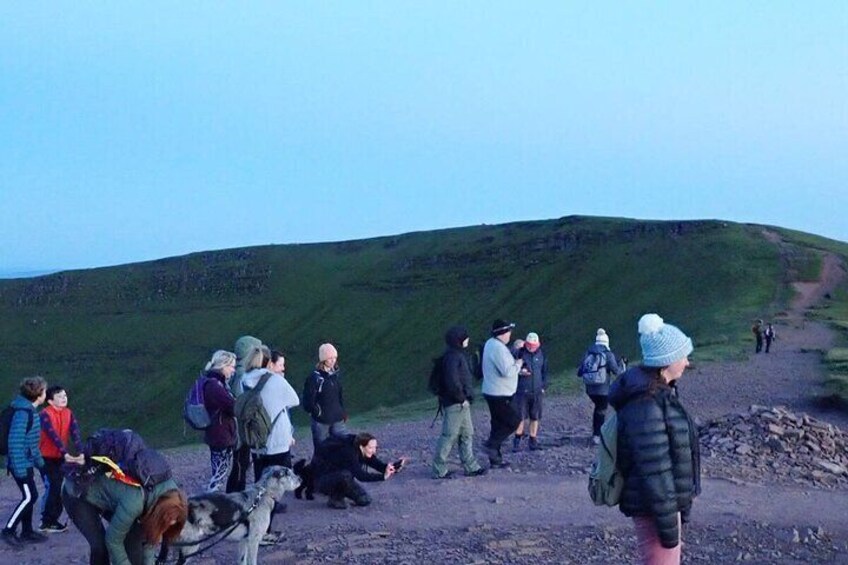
xmin=0 ymin=216 xmax=835 ymax=446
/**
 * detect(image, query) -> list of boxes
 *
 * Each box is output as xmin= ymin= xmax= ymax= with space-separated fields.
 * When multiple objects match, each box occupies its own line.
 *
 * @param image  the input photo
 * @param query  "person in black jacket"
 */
xmin=311 ymin=432 xmax=403 ymax=509
xmin=431 ymin=326 xmax=487 ymax=479
xmin=302 ymin=343 xmax=348 ymax=452
xmin=609 ymin=313 xmax=700 ymax=565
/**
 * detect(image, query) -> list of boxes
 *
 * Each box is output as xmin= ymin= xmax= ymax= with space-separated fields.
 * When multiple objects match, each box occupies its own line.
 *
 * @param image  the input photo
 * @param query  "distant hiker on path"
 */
xmin=227 ymin=334 xmax=262 ymax=493
xmin=752 ymin=319 xmax=764 ymax=353
xmin=481 ymin=319 xmax=524 ymax=468
xmin=38 ymin=384 xmax=84 ymax=533
xmin=764 ymin=322 xmax=776 ymax=353
xmin=199 ymin=350 xmax=237 ymax=493
xmin=303 ymin=343 xmax=348 ymax=452
xmin=311 ymin=432 xmax=404 ymax=509
xmin=577 ymin=329 xmax=625 ymax=445
xmin=609 ymin=314 xmax=700 ymax=565
xmin=431 ymin=326 xmax=487 ymax=479
xmin=512 ymin=332 xmax=548 ymax=452
xmin=2 ymin=377 xmax=48 ymax=548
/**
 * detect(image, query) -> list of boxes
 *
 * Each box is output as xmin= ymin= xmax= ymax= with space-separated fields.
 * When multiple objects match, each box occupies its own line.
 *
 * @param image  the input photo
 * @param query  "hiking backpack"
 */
xmin=183 ymin=374 xmax=213 ymax=430
xmin=234 ymin=371 xmax=284 ymax=449
xmin=578 ymin=350 xmax=608 ymax=386
xmin=0 ymin=405 xmax=34 ymax=457
xmin=427 ymin=355 xmax=445 ymax=396
xmin=588 ymin=412 xmax=624 ymax=506
xmin=66 ymin=428 xmax=172 ymax=497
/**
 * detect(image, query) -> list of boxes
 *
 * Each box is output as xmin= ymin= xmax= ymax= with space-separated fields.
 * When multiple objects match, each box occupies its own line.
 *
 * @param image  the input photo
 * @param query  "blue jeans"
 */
xmin=310 ymin=420 xmax=348 ymax=452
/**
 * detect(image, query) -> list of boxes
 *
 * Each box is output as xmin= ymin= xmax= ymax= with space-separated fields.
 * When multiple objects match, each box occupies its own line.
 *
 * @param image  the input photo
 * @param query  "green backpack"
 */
xmin=588 ymin=411 xmax=624 ymax=506
xmin=234 ymin=372 xmax=284 ymax=449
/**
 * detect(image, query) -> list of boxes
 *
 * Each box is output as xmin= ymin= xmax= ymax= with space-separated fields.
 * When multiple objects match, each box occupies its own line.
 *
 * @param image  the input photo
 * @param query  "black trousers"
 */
xmin=253 ymin=451 xmax=293 ymax=483
xmin=4 ymin=472 xmax=38 ymax=534
xmin=226 ymin=444 xmax=253 ymax=493
xmin=40 ymin=457 xmax=65 ymax=525
xmin=315 ymin=470 xmax=369 ymax=504
xmin=63 ymin=490 xmax=144 ymax=565
xmin=483 ymin=394 xmax=521 ymax=451
xmin=588 ymin=394 xmax=609 ymax=437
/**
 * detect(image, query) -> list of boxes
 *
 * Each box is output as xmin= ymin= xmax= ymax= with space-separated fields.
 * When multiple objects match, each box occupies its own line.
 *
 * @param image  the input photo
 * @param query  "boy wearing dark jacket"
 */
xmin=38 ymin=385 xmax=83 ymax=532
xmin=2 ymin=377 xmax=48 ymax=548
xmin=431 ymin=326 xmax=487 ymax=479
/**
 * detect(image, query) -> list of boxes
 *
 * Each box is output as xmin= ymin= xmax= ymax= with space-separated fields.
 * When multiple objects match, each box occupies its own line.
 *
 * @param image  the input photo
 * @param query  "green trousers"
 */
xmin=432 ymin=401 xmax=482 ymax=477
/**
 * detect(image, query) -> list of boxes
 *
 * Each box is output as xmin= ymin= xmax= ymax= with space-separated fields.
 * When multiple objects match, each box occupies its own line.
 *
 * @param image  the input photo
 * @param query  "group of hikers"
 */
xmin=751 ymin=319 xmax=777 ymax=353
xmin=2 ymin=312 xmax=701 ymax=565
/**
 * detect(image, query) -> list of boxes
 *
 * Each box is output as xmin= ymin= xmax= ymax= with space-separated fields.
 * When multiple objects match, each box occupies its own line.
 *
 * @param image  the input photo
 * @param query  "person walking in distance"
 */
xmin=578 ymin=328 xmax=626 ymax=445
xmin=764 ymin=323 xmax=776 ymax=353
xmin=752 ymin=319 xmax=764 ymax=354
xmin=609 ymin=314 xmax=700 ymax=565
xmin=431 ymin=326 xmax=487 ymax=479
xmin=512 ymin=332 xmax=548 ymax=452
xmin=481 ymin=319 xmax=524 ymax=468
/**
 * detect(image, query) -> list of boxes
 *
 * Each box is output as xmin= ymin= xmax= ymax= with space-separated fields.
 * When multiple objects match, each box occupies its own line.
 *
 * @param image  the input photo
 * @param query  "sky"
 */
xmin=1 ymin=3 xmax=846 ymax=276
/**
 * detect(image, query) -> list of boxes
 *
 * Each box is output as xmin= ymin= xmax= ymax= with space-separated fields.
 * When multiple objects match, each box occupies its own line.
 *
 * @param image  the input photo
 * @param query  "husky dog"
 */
xmin=173 ymin=466 xmax=301 ymax=565
xmin=292 ymin=458 xmax=315 ymax=501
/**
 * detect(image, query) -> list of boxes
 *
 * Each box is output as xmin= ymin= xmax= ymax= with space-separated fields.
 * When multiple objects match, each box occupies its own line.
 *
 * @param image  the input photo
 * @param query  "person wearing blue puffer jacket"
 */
xmin=2 ymin=376 xmax=48 ymax=548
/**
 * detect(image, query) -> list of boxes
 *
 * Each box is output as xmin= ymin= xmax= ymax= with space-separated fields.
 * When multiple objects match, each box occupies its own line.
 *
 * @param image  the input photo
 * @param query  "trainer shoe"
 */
xmin=529 ymin=437 xmax=543 ymax=451
xmin=466 ymin=467 xmax=488 ymax=477
xmin=19 ymin=531 xmax=49 ymax=543
xmin=434 ymin=471 xmax=454 ymax=480
xmin=39 ymin=522 xmax=68 ymax=533
xmin=1 ymin=529 xmax=22 ymax=549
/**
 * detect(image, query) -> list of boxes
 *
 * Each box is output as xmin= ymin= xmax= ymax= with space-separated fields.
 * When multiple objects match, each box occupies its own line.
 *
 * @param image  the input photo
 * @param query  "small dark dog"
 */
xmin=293 ymin=458 xmax=315 ymax=501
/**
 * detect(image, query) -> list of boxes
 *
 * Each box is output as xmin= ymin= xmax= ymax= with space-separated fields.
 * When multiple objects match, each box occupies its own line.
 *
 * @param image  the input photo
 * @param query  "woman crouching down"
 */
xmin=609 ymin=314 xmax=700 ymax=565
xmin=62 ymin=468 xmax=187 ymax=565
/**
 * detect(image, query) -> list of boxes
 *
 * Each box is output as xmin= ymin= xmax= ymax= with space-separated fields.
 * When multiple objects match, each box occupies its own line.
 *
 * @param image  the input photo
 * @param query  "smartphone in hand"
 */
xmin=392 ymin=459 xmax=405 ymax=472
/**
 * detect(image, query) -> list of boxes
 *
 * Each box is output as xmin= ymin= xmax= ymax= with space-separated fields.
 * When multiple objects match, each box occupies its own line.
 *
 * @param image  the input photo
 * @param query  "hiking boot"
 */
xmin=434 ymin=471 xmax=454 ymax=480
xmin=39 ymin=522 xmax=68 ymax=533
xmin=259 ymin=531 xmax=282 ymax=546
xmin=529 ymin=437 xmax=543 ymax=451
xmin=19 ymin=531 xmax=49 ymax=544
xmin=327 ymin=497 xmax=348 ymax=509
xmin=512 ymin=435 xmax=523 ymax=452
xmin=466 ymin=467 xmax=488 ymax=477
xmin=1 ymin=529 xmax=22 ymax=549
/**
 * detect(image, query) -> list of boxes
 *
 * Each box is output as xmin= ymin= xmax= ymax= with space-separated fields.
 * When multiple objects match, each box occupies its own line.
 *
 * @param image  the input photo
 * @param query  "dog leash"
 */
xmin=155 ymin=486 xmax=268 ymax=564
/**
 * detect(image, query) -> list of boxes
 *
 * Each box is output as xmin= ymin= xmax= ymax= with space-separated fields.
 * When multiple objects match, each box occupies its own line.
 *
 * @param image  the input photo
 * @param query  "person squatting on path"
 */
xmin=579 ymin=328 xmax=625 ymax=445
xmin=609 ymin=314 xmax=701 ymax=565
xmin=200 ymin=350 xmax=238 ymax=493
xmin=302 ymin=343 xmax=348 ymax=452
xmin=481 ymin=319 xmax=524 ymax=468
xmin=512 ymin=332 xmax=548 ymax=452
xmin=752 ymin=319 xmax=764 ymax=354
xmin=38 ymin=384 xmax=84 ymax=532
xmin=2 ymin=377 xmax=49 ymax=548
xmin=311 ymin=432 xmax=403 ymax=509
xmin=431 ymin=326 xmax=487 ymax=479
xmin=227 ymin=334 xmax=262 ymax=493
xmin=62 ymin=465 xmax=187 ymax=565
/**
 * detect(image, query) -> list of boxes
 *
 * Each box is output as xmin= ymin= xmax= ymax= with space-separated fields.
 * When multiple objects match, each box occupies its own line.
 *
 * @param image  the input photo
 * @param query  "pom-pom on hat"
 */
xmin=318 ymin=343 xmax=338 ymax=362
xmin=595 ymin=328 xmax=609 ymax=347
xmin=491 ymin=319 xmax=516 ymax=336
xmin=638 ymin=314 xmax=693 ymax=367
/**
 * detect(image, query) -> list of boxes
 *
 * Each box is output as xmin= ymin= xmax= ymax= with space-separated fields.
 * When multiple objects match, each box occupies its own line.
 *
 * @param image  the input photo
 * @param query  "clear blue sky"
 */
xmin=2 ymin=3 xmax=846 ymax=275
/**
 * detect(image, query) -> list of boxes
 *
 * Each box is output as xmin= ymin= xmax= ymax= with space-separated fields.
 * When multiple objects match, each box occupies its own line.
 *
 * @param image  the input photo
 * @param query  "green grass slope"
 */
xmin=0 ymin=216 xmax=834 ymax=446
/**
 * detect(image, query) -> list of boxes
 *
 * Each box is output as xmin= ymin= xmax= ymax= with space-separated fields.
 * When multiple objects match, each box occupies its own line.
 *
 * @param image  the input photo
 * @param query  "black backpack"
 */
xmin=427 ymin=355 xmax=445 ymax=396
xmin=0 ymin=405 xmax=34 ymax=457
xmin=67 ymin=428 xmax=172 ymax=496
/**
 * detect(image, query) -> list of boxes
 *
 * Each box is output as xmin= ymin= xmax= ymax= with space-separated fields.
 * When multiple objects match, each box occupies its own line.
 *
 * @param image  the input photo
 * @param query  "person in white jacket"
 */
xmin=481 ymin=319 xmax=524 ymax=468
xmin=240 ymin=348 xmax=300 ymax=479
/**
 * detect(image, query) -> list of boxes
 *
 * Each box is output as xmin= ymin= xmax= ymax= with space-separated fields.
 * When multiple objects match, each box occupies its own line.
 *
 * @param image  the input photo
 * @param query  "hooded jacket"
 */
xmin=609 ymin=366 xmax=701 ymax=549
xmin=241 ymin=368 xmax=300 ymax=455
xmin=302 ymin=367 xmax=345 ymax=424
xmin=438 ymin=326 xmax=475 ymax=407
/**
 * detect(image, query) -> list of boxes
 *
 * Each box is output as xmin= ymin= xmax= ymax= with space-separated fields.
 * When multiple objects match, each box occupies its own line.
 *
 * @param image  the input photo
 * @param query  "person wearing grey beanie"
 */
xmin=608 ymin=314 xmax=700 ymax=565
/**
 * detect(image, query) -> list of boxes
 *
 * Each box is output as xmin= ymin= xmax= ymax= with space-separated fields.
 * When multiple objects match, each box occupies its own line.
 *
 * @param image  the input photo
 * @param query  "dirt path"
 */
xmin=2 ymin=235 xmax=847 ymax=564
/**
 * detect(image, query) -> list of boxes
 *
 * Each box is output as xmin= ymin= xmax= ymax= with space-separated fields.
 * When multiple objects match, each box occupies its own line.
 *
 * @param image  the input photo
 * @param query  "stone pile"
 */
xmin=699 ymin=405 xmax=848 ymax=489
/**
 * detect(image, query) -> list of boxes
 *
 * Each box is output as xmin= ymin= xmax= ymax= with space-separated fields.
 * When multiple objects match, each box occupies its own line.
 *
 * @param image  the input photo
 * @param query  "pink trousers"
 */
xmin=632 ymin=514 xmax=681 ymax=565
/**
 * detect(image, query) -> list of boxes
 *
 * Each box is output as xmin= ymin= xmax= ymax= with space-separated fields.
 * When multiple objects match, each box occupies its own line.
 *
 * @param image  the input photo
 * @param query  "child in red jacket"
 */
xmin=38 ymin=385 xmax=83 ymax=532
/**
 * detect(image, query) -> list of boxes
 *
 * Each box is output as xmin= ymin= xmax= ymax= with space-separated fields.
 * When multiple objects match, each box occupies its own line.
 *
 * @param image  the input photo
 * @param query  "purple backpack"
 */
xmin=183 ymin=375 xmax=213 ymax=430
